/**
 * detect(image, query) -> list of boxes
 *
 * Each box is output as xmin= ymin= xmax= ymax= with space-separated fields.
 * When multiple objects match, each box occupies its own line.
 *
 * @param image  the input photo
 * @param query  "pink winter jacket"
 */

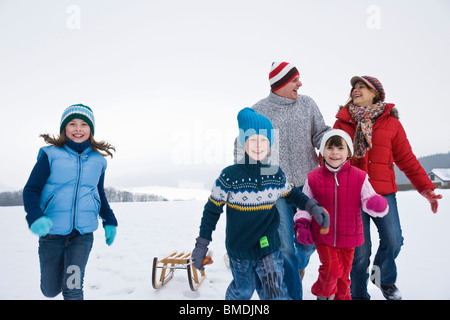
xmin=294 ymin=161 xmax=388 ymax=248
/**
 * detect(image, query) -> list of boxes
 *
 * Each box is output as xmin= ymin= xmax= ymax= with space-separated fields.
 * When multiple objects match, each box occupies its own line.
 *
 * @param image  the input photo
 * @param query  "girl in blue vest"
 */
xmin=23 ymin=104 xmax=118 ymax=300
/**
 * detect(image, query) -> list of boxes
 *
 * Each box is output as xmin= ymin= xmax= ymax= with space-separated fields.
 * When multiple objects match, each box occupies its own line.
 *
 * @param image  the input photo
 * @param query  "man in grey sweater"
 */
xmin=234 ymin=62 xmax=330 ymax=299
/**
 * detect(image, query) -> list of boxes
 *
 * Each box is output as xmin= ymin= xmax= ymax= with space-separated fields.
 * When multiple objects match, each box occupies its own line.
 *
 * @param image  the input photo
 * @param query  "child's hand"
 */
xmin=104 ymin=225 xmax=116 ymax=246
xmin=294 ymin=219 xmax=313 ymax=245
xmin=305 ymin=199 xmax=330 ymax=234
xmin=191 ymin=237 xmax=210 ymax=271
xmin=366 ymin=195 xmax=388 ymax=213
xmin=30 ymin=216 xmax=52 ymax=237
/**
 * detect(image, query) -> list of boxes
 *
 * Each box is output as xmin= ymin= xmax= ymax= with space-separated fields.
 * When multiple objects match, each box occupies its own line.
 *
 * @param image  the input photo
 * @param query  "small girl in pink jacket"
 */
xmin=294 ymin=129 xmax=388 ymax=300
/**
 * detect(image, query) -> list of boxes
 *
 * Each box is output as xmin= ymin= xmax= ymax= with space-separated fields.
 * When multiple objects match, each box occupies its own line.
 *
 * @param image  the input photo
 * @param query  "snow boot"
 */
xmin=371 ymin=270 xmax=402 ymax=300
xmin=372 ymin=278 xmax=402 ymax=300
xmin=378 ymin=284 xmax=402 ymax=300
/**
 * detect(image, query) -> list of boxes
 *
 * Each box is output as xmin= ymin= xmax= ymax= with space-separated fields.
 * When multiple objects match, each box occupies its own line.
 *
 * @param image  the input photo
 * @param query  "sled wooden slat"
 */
xmin=152 ymin=251 xmax=207 ymax=291
xmin=187 ymin=258 xmax=206 ymax=291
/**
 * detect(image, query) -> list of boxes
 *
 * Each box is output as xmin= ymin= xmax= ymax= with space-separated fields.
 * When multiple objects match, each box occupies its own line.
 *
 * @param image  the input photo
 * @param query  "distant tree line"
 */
xmin=0 ymin=190 xmax=23 ymax=207
xmin=0 ymin=187 xmax=167 ymax=207
xmin=104 ymin=187 xmax=167 ymax=203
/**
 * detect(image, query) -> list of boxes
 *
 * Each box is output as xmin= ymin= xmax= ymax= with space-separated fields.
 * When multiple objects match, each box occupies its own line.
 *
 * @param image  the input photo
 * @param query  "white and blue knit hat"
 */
xmin=60 ymin=104 xmax=95 ymax=135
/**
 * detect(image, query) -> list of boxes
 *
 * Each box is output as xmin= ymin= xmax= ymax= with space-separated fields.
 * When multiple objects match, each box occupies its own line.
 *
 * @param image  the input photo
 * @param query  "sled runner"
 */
xmin=152 ymin=251 xmax=212 ymax=291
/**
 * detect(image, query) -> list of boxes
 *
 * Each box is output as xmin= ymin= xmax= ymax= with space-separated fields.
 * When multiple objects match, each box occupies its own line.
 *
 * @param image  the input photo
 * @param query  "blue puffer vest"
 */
xmin=38 ymin=145 xmax=107 ymax=235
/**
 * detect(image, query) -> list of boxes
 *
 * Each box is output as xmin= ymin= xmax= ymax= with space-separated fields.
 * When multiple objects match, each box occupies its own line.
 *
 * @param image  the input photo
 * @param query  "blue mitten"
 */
xmin=104 ymin=225 xmax=117 ymax=246
xmin=30 ymin=216 xmax=52 ymax=237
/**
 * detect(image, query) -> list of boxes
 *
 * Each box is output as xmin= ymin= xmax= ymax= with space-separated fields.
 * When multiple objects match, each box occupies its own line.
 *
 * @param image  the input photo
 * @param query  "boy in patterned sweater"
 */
xmin=192 ymin=107 xmax=329 ymax=300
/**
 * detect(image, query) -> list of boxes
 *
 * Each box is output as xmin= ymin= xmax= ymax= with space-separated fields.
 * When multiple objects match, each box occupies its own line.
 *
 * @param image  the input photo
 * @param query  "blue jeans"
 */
xmin=276 ymin=197 xmax=308 ymax=300
xmin=350 ymin=193 xmax=404 ymax=299
xmin=38 ymin=230 xmax=94 ymax=300
xmin=226 ymin=250 xmax=289 ymax=300
xmin=295 ymin=241 xmax=316 ymax=270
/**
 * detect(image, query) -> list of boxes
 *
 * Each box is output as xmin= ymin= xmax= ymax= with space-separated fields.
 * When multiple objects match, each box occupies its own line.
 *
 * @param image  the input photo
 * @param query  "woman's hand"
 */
xmin=420 ymin=189 xmax=442 ymax=213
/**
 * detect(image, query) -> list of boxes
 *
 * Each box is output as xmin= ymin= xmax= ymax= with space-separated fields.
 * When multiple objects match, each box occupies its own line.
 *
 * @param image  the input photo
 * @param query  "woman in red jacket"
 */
xmin=334 ymin=76 xmax=442 ymax=300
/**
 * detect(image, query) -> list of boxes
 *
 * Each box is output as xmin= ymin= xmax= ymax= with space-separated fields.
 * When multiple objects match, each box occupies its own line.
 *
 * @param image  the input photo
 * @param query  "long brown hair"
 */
xmin=40 ymin=130 xmax=116 ymax=158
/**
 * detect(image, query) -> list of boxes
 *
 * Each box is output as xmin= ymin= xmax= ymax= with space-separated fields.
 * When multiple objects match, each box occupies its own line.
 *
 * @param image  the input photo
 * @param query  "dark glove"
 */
xmin=305 ymin=199 xmax=330 ymax=234
xmin=191 ymin=237 xmax=210 ymax=271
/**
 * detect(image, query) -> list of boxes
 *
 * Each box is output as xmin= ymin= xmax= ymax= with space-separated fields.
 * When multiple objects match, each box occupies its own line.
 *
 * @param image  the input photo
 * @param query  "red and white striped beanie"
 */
xmin=269 ymin=62 xmax=299 ymax=92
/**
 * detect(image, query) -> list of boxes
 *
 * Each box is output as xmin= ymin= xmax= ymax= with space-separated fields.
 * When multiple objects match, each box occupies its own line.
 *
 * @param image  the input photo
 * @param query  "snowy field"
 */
xmin=1 ymin=189 xmax=449 ymax=300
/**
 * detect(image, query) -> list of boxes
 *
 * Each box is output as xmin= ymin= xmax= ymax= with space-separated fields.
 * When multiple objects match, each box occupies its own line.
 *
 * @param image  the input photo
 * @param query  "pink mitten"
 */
xmin=294 ymin=218 xmax=313 ymax=245
xmin=366 ymin=195 xmax=388 ymax=213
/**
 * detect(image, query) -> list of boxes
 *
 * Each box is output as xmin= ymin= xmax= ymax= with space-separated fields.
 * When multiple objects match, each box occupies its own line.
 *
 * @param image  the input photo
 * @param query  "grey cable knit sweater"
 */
xmin=234 ymin=92 xmax=330 ymax=186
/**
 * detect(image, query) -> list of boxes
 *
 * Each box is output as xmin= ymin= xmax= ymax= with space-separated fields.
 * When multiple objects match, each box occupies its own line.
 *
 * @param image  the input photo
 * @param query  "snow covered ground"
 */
xmin=1 ymin=189 xmax=449 ymax=300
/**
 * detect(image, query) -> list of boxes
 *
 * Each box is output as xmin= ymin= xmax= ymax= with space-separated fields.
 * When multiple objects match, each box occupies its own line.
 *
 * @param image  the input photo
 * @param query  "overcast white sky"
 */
xmin=1 ymin=0 xmax=449 ymax=191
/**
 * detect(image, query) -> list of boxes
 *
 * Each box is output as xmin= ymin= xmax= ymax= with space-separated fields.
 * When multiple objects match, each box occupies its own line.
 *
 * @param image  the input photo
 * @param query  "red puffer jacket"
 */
xmin=334 ymin=103 xmax=435 ymax=195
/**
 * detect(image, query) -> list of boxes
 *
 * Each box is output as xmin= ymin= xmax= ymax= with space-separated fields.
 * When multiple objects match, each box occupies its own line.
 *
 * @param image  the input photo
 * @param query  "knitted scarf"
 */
xmin=348 ymin=102 xmax=386 ymax=158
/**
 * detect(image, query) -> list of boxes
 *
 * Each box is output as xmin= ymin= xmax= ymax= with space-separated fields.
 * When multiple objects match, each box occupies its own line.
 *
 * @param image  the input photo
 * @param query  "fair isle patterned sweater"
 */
xmin=199 ymin=155 xmax=310 ymax=260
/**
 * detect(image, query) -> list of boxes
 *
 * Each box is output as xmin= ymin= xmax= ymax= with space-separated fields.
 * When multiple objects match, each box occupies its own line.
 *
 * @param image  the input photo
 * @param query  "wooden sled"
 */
xmin=152 ymin=251 xmax=208 ymax=291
